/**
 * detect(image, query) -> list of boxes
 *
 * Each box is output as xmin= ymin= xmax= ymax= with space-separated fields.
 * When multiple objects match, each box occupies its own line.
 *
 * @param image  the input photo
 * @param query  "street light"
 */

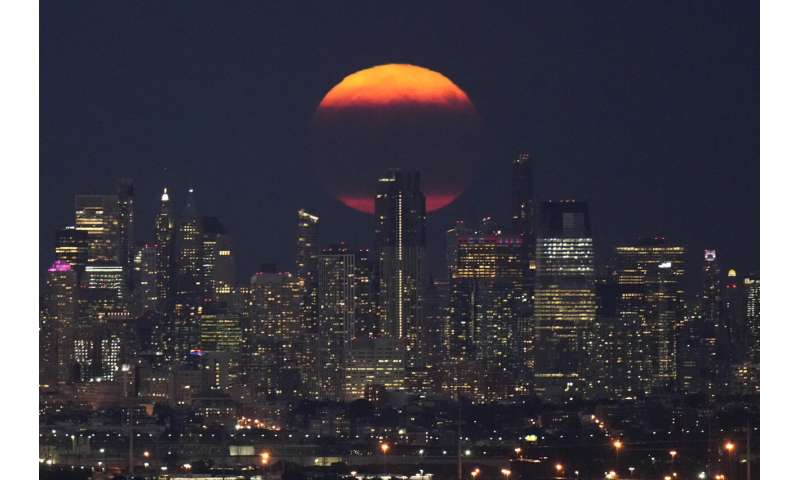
xmin=724 ymin=442 xmax=735 ymax=453
xmin=470 ymin=468 xmax=480 ymax=478
xmin=723 ymin=441 xmax=735 ymax=479
xmin=261 ymin=451 xmax=271 ymax=465
xmin=555 ymin=463 xmax=564 ymax=477
xmin=380 ymin=443 xmax=390 ymax=475
xmin=612 ymin=439 xmax=623 ymax=467
xmin=501 ymin=468 xmax=511 ymax=479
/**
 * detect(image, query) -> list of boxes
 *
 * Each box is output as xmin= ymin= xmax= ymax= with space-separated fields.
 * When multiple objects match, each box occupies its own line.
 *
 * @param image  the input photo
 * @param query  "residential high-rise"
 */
xmin=296 ymin=209 xmax=320 ymax=331
xmin=613 ymin=237 xmax=686 ymax=395
xmin=374 ymin=170 xmax=426 ymax=344
xmin=585 ymin=277 xmax=623 ymax=400
xmin=533 ymin=200 xmax=596 ymax=402
xmin=353 ymin=248 xmax=378 ymax=338
xmin=245 ymin=268 xmax=306 ymax=400
xmin=75 ymin=194 xmax=120 ymax=264
xmin=316 ymin=244 xmax=356 ymax=400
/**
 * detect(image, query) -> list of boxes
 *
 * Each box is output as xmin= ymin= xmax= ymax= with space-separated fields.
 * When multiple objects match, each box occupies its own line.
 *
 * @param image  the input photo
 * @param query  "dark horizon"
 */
xmin=40 ymin=2 xmax=759 ymax=292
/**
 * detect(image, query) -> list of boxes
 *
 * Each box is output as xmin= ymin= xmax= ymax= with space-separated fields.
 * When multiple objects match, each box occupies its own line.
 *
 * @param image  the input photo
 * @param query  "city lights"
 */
xmin=37 ymin=11 xmax=759 ymax=478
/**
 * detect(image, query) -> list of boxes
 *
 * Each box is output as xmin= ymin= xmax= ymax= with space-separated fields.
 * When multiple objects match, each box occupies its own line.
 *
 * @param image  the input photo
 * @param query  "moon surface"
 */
xmin=311 ymin=64 xmax=481 ymax=214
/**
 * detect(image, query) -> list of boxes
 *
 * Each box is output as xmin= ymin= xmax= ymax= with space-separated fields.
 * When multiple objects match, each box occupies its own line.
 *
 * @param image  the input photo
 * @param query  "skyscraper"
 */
xmin=447 ymin=229 xmax=528 ymax=401
xmin=176 ymin=188 xmax=203 ymax=292
xmin=40 ymin=260 xmax=78 ymax=385
xmin=533 ymin=200 xmax=595 ymax=401
xmin=511 ymin=152 xmax=535 ymax=266
xmin=445 ymin=220 xmax=470 ymax=277
xmin=678 ymin=249 xmax=723 ymax=395
xmin=353 ymin=248 xmax=379 ymax=339
xmin=296 ymin=209 xmax=320 ymax=347
xmin=200 ymin=217 xmax=235 ymax=304
xmin=116 ymin=179 xmax=135 ymax=275
xmin=83 ymin=264 xmax=126 ymax=300
xmin=153 ymin=188 xmax=176 ymax=362
xmin=374 ymin=170 xmax=426 ymax=344
xmin=154 ymin=188 xmax=175 ymax=308
xmin=613 ymin=237 xmax=686 ymax=395
xmin=133 ymin=243 xmax=159 ymax=313
xmin=55 ymin=226 xmax=88 ymax=271
xmin=316 ymin=244 xmax=356 ymax=399
xmin=174 ymin=188 xmax=204 ymax=359
xmin=75 ymin=194 xmax=120 ymax=264
xmin=244 ymin=267 xmax=305 ymax=400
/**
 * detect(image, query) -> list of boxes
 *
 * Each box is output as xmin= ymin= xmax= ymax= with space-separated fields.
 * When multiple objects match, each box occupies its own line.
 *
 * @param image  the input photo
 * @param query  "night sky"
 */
xmin=40 ymin=2 xmax=759 ymax=292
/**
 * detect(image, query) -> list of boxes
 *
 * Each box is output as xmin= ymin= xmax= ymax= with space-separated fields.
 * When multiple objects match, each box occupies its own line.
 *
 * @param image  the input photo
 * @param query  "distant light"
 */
xmin=48 ymin=260 xmax=72 ymax=272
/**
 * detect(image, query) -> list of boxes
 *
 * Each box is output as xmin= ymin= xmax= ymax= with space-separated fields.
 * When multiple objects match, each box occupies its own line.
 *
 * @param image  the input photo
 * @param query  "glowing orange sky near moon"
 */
xmin=340 ymin=193 xmax=459 ymax=215
xmin=314 ymin=64 xmax=479 ymax=214
xmin=318 ymin=63 xmax=474 ymax=110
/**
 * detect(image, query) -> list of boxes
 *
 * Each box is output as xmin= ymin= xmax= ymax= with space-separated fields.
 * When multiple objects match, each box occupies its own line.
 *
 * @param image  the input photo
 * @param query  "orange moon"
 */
xmin=319 ymin=64 xmax=474 ymax=110
xmin=311 ymin=64 xmax=481 ymax=214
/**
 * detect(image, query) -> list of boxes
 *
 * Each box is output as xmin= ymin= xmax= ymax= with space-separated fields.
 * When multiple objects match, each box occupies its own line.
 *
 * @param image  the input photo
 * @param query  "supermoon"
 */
xmin=311 ymin=64 xmax=481 ymax=214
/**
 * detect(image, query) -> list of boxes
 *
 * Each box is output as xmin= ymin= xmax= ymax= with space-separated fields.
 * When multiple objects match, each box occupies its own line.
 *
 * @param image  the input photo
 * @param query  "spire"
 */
xmin=161 ymin=187 xmax=169 ymax=202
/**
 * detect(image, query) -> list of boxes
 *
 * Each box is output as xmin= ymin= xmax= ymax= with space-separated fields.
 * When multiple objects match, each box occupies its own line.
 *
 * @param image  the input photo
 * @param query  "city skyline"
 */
xmin=36 ymin=3 xmax=761 ymax=480
xmin=40 ymin=2 xmax=759 ymax=292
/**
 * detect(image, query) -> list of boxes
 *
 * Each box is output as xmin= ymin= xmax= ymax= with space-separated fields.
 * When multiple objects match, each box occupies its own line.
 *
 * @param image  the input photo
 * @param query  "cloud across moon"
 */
xmin=311 ymin=64 xmax=481 ymax=214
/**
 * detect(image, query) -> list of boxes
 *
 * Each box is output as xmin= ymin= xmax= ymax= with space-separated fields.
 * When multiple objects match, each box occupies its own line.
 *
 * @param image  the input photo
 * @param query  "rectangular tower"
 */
xmin=533 ymin=200 xmax=596 ymax=402
xmin=614 ymin=237 xmax=686 ymax=395
xmin=374 ymin=170 xmax=426 ymax=343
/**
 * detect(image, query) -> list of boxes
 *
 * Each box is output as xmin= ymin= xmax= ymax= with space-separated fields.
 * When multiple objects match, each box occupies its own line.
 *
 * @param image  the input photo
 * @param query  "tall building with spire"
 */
xmin=533 ymin=200 xmax=596 ymax=401
xmin=374 ymin=170 xmax=426 ymax=343
xmin=374 ymin=169 xmax=427 ymax=397
xmin=153 ymin=188 xmax=176 ymax=361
